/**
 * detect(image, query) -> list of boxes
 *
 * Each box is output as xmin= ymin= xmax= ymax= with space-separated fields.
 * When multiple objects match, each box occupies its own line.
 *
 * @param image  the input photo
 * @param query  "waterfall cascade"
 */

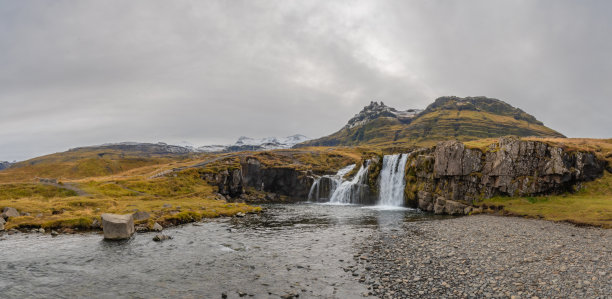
xmin=377 ymin=153 xmax=410 ymax=207
xmin=308 ymin=164 xmax=355 ymax=202
xmin=328 ymin=161 xmax=370 ymax=204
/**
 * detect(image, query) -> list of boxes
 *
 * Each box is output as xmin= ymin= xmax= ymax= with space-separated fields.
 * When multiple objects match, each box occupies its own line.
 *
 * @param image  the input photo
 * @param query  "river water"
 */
xmin=0 ymin=203 xmax=436 ymax=298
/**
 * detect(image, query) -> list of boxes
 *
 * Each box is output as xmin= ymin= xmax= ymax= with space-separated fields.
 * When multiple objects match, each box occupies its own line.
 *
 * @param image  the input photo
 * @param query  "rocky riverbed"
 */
xmin=355 ymin=214 xmax=612 ymax=298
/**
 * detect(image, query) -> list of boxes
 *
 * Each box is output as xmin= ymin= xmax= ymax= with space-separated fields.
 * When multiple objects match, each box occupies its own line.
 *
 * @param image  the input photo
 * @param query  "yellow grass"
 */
xmin=1 ymin=169 xmax=261 ymax=230
xmin=479 ymin=172 xmax=612 ymax=228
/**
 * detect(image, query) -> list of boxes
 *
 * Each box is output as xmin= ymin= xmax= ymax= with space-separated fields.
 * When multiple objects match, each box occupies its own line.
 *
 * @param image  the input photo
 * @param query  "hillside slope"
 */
xmin=0 ymin=143 xmax=196 ymax=182
xmin=298 ymin=97 xmax=565 ymax=148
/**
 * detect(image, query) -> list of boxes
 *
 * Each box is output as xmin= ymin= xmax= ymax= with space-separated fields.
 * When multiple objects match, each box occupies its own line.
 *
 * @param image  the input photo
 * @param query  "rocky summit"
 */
xmin=298 ymin=96 xmax=565 ymax=148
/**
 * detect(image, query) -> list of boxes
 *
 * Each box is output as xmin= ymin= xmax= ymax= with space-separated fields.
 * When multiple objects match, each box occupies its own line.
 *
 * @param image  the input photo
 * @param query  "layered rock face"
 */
xmin=202 ymin=157 xmax=313 ymax=201
xmin=241 ymin=157 xmax=313 ymax=200
xmin=406 ymin=137 xmax=607 ymax=215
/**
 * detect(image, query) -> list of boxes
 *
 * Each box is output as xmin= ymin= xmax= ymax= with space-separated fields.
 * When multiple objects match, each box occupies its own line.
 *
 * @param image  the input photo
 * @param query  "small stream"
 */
xmin=0 ymin=203 xmax=439 ymax=298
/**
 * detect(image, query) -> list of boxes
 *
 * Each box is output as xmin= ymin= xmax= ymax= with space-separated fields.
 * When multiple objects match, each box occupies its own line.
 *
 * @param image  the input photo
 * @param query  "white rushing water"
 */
xmin=377 ymin=153 xmax=409 ymax=207
xmin=329 ymin=162 xmax=370 ymax=204
xmin=308 ymin=164 xmax=356 ymax=202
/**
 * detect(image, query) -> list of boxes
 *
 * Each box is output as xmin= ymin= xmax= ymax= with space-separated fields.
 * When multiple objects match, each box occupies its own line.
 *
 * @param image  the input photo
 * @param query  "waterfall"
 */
xmin=308 ymin=164 xmax=356 ymax=202
xmin=377 ymin=153 xmax=409 ymax=207
xmin=328 ymin=161 xmax=370 ymax=204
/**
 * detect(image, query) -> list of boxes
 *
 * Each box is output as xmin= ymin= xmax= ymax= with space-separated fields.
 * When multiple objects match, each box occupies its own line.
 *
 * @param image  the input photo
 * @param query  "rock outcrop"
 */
xmin=101 ymin=213 xmax=135 ymax=240
xmin=406 ymin=137 xmax=607 ymax=215
xmin=241 ymin=157 xmax=313 ymax=200
xmin=202 ymin=157 xmax=314 ymax=202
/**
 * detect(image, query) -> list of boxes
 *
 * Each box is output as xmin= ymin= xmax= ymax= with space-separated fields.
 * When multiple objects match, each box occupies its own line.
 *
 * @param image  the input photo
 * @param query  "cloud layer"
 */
xmin=1 ymin=1 xmax=611 ymax=161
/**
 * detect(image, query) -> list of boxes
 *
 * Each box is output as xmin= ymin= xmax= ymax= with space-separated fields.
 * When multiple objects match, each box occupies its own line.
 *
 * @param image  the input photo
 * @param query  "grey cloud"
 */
xmin=1 ymin=0 xmax=611 ymax=161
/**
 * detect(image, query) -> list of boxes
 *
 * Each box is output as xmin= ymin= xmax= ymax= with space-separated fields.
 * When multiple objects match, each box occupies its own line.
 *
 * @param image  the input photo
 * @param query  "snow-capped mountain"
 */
xmin=197 ymin=134 xmax=311 ymax=153
xmin=0 ymin=161 xmax=13 ymax=171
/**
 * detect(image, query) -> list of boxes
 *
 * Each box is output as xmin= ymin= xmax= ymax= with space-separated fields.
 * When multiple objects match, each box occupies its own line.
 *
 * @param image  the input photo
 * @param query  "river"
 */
xmin=0 ymin=203 xmax=437 ymax=298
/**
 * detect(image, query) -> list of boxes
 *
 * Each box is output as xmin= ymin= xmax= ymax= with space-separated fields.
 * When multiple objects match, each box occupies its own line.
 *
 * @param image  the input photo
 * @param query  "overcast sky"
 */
xmin=1 ymin=1 xmax=611 ymax=161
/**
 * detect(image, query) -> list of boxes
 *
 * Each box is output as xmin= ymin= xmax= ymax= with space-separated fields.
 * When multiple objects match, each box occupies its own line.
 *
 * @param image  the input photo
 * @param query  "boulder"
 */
xmin=101 ymin=213 xmax=135 ymax=240
xmin=2 ymin=207 xmax=19 ymax=219
xmin=132 ymin=211 xmax=150 ymax=221
xmin=417 ymin=191 xmax=434 ymax=211
xmin=433 ymin=197 xmax=446 ymax=214
xmin=444 ymin=200 xmax=468 ymax=215
xmin=152 ymin=222 xmax=163 ymax=232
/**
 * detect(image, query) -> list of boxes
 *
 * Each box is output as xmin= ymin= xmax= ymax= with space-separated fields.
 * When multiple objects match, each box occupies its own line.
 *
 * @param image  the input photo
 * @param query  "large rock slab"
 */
xmin=101 ymin=213 xmax=135 ymax=240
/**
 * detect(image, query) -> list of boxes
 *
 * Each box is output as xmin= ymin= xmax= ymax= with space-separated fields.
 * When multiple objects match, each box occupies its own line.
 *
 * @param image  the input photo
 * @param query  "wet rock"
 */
xmin=91 ymin=218 xmax=101 ymax=229
xmin=101 ymin=213 xmax=135 ymax=240
xmin=1 ymin=207 xmax=19 ymax=219
xmin=0 ymin=217 xmax=5 ymax=231
xmin=132 ymin=211 xmax=150 ymax=221
xmin=235 ymin=212 xmax=246 ymax=218
xmin=153 ymin=234 xmax=172 ymax=242
xmin=152 ymin=222 xmax=163 ymax=232
xmin=60 ymin=228 xmax=75 ymax=234
xmin=51 ymin=230 xmax=58 ymax=236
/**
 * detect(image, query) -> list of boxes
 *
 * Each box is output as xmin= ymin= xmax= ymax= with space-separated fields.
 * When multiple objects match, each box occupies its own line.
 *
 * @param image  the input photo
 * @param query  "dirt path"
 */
xmin=40 ymin=182 xmax=89 ymax=197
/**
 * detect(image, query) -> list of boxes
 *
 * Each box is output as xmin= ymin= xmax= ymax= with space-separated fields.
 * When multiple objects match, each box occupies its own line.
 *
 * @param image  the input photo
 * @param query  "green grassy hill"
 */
xmin=299 ymin=96 xmax=565 ymax=148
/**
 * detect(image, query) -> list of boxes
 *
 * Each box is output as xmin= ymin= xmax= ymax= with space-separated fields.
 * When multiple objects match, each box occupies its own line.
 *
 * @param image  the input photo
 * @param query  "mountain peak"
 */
xmin=424 ymin=96 xmax=543 ymax=125
xmin=298 ymin=96 xmax=564 ymax=148
xmin=346 ymin=100 xmax=422 ymax=129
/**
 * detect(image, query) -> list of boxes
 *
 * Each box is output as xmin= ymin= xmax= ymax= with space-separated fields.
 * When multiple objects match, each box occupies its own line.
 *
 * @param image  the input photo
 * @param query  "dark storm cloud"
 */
xmin=1 ymin=1 xmax=611 ymax=161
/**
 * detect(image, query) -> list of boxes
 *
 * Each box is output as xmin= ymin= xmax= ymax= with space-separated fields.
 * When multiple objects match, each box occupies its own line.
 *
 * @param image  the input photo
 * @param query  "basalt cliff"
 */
xmin=403 ymin=137 xmax=607 ymax=215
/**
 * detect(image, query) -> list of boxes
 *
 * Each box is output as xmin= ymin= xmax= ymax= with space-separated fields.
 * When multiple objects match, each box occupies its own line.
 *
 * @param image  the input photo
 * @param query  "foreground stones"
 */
xmin=101 ymin=213 xmax=135 ymax=240
xmin=356 ymin=215 xmax=612 ymax=298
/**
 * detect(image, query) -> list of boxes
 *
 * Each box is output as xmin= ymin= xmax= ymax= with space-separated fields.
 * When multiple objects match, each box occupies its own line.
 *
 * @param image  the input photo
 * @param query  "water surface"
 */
xmin=0 ymin=203 xmax=436 ymax=298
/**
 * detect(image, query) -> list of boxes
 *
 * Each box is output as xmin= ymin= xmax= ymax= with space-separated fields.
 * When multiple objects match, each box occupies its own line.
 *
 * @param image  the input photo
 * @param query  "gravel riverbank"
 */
xmin=355 ymin=215 xmax=612 ymax=298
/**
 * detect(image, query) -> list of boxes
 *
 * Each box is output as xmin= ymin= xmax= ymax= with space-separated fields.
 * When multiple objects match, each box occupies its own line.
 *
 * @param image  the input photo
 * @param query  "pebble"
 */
xmin=355 ymin=215 xmax=611 ymax=298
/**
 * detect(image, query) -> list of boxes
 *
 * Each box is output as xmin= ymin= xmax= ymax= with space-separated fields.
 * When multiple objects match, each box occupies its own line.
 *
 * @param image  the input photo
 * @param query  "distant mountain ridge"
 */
xmin=297 ymin=96 xmax=565 ymax=148
xmin=70 ymin=134 xmax=312 ymax=155
xmin=0 ymin=161 xmax=13 ymax=171
xmin=197 ymin=134 xmax=311 ymax=153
